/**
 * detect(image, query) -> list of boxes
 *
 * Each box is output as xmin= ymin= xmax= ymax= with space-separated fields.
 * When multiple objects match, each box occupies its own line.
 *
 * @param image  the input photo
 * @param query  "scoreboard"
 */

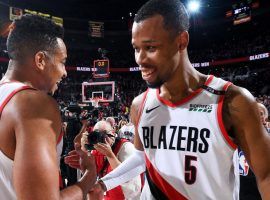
xmin=232 ymin=0 xmax=252 ymax=25
xmin=93 ymin=59 xmax=110 ymax=78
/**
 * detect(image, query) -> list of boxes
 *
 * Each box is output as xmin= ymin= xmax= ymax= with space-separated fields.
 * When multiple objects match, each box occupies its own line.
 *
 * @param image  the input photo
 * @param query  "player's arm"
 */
xmin=94 ymin=92 xmax=147 ymax=192
xmin=118 ymin=142 xmax=142 ymax=199
xmin=12 ymin=90 xmax=96 ymax=200
xmin=224 ymin=85 xmax=270 ymax=199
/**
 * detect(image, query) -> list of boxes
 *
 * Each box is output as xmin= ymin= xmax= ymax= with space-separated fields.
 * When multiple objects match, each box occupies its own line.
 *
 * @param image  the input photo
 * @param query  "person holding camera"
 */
xmin=66 ymin=120 xmax=141 ymax=200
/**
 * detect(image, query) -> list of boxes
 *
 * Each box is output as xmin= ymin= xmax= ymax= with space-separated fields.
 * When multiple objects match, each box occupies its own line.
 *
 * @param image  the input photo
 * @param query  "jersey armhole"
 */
xmin=135 ymin=89 xmax=149 ymax=129
xmin=217 ymin=82 xmax=237 ymax=150
xmin=56 ymin=129 xmax=64 ymax=144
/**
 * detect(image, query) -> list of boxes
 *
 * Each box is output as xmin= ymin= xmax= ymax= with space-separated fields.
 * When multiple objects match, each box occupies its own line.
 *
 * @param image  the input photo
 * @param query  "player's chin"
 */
xmin=146 ymin=80 xmax=163 ymax=89
xmin=49 ymin=85 xmax=58 ymax=95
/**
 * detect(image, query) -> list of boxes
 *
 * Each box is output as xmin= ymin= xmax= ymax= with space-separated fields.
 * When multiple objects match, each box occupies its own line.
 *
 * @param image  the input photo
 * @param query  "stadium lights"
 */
xmin=187 ymin=1 xmax=200 ymax=13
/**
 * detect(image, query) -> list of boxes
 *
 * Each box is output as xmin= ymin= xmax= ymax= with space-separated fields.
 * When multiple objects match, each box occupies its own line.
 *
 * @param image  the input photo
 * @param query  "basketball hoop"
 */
xmin=91 ymin=97 xmax=100 ymax=108
xmin=81 ymin=81 xmax=115 ymax=103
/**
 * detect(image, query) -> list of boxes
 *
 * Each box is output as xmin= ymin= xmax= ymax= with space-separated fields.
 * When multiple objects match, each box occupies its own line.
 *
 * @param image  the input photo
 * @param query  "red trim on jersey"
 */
xmin=59 ymin=173 xmax=64 ymax=189
xmin=135 ymin=89 xmax=149 ymax=128
xmin=156 ymin=75 xmax=214 ymax=108
xmin=145 ymin=154 xmax=188 ymax=200
xmin=57 ymin=129 xmax=64 ymax=144
xmin=0 ymin=85 xmax=34 ymax=115
xmin=217 ymin=82 xmax=237 ymax=150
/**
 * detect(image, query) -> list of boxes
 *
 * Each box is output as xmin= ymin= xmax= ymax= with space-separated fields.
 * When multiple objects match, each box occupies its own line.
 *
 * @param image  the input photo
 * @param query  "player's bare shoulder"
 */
xmin=224 ymin=84 xmax=256 ymax=115
xmin=5 ymin=89 xmax=61 ymax=124
xmin=223 ymin=84 xmax=258 ymax=139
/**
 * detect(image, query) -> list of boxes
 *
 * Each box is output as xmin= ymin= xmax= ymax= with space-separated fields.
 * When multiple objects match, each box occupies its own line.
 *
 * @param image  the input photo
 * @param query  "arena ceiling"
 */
xmin=1 ymin=0 xmax=269 ymax=34
xmin=2 ymin=0 xmax=234 ymax=21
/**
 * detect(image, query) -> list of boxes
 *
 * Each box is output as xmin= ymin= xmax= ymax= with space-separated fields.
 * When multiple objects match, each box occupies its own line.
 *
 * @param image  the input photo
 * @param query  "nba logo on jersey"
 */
xmin=238 ymin=150 xmax=249 ymax=176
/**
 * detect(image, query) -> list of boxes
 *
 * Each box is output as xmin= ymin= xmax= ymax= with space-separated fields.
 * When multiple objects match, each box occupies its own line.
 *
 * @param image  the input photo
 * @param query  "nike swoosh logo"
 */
xmin=146 ymin=105 xmax=160 ymax=114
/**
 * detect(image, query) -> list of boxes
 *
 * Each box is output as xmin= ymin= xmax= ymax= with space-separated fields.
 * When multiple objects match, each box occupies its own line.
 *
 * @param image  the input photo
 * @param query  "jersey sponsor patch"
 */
xmin=238 ymin=150 xmax=249 ymax=176
xmin=189 ymin=104 xmax=213 ymax=113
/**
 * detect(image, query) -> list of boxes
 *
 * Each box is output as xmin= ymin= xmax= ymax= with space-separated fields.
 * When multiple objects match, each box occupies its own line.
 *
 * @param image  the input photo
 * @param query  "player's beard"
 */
xmin=146 ymin=79 xmax=164 ymax=89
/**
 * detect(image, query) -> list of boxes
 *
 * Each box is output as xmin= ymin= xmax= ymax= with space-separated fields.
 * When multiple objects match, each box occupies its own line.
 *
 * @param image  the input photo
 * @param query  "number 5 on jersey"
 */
xmin=185 ymin=155 xmax=197 ymax=184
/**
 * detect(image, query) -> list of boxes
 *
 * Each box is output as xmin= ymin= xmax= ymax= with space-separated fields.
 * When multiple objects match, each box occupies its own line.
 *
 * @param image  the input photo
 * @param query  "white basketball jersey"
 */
xmin=138 ymin=75 xmax=239 ymax=200
xmin=119 ymin=123 xmax=135 ymax=142
xmin=0 ymin=81 xmax=63 ymax=199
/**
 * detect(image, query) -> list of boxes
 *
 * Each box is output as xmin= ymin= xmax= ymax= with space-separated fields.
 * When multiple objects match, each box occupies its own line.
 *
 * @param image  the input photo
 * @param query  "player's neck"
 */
xmin=160 ymin=67 xmax=206 ymax=103
xmin=3 ymin=60 xmax=38 ymax=88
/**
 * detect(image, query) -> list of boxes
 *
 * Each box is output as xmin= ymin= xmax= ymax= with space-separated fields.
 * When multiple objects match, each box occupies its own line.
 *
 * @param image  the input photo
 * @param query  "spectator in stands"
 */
xmin=106 ymin=116 xmax=117 ymax=131
xmin=118 ymin=116 xmax=128 ymax=129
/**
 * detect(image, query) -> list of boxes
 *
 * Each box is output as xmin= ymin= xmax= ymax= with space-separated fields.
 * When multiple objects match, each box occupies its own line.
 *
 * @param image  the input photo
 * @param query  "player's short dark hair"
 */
xmin=134 ymin=0 xmax=190 ymax=38
xmin=6 ymin=14 xmax=64 ymax=61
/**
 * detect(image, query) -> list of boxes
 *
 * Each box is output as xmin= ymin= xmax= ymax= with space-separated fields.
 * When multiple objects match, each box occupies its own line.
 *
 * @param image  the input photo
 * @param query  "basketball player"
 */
xmin=87 ymin=0 xmax=270 ymax=199
xmin=0 ymin=14 xmax=96 ymax=199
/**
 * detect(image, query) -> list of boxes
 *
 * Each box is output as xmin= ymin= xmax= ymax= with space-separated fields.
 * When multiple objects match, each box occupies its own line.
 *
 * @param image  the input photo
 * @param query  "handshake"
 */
xmin=65 ymin=129 xmax=114 ymax=199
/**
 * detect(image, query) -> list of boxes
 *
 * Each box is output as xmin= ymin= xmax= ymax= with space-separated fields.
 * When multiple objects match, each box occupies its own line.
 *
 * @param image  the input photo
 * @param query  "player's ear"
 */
xmin=34 ymin=51 xmax=46 ymax=70
xmin=178 ymin=31 xmax=189 ymax=51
